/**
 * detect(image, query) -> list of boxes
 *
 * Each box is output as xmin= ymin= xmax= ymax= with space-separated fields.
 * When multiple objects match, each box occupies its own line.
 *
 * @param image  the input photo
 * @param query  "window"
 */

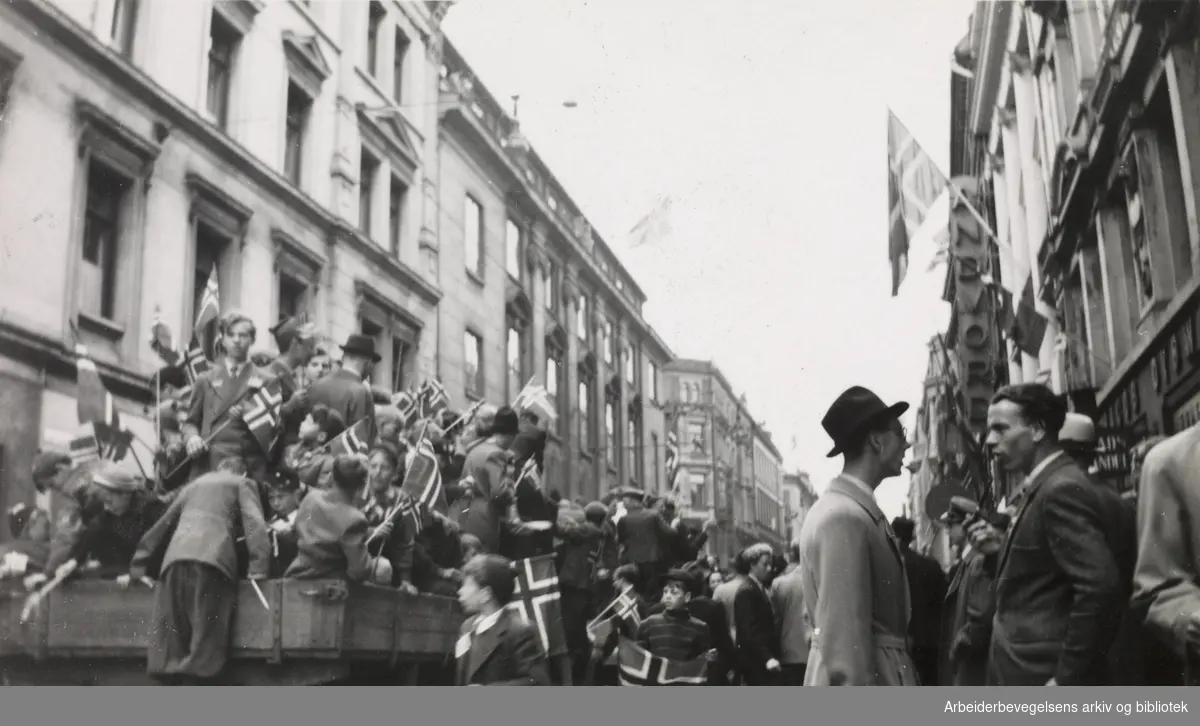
xmin=79 ymin=163 xmax=129 ymax=322
xmin=605 ymin=401 xmax=616 ymax=467
xmin=464 ymin=195 xmax=483 ymax=275
xmin=464 ymin=330 xmax=482 ymax=398
xmin=603 ymin=320 xmax=614 ymax=364
xmin=686 ymin=422 xmax=705 ymax=451
xmin=390 ymin=337 xmax=408 ymax=391
xmin=627 ymin=419 xmax=639 ymax=483
xmin=206 ymin=12 xmax=239 ymax=130
xmin=366 ymin=2 xmax=385 ymax=77
xmin=624 ymin=343 xmax=635 ymax=386
xmin=192 ymin=223 xmax=229 ymax=339
xmin=393 ymin=28 xmax=410 ymax=103
xmin=579 ymin=379 xmax=591 ymax=448
xmin=388 ymin=177 xmax=407 ymax=256
xmin=284 ymin=83 xmax=311 ymax=186
xmin=507 ymin=325 xmax=524 ymax=402
xmin=360 ymin=317 xmax=384 ymax=385
xmin=278 ymin=275 xmax=307 ymax=321
xmin=544 ymin=261 xmax=557 ymax=312
xmin=505 ymin=218 xmax=522 ymax=279
xmin=651 ymin=432 xmax=660 ymax=491
xmin=688 ymin=472 xmax=708 ymax=508
xmin=111 ymin=0 xmax=139 ymax=57
xmin=359 ymin=150 xmax=379 ymax=237
xmin=648 ymin=361 xmax=659 ymax=401
xmin=577 ymin=296 xmax=588 ymax=341
xmin=546 ymin=351 xmax=560 ymax=397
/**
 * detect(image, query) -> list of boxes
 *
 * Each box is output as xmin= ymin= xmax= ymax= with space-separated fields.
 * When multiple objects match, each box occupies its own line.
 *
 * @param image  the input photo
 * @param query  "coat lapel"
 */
xmin=828 ymin=477 xmax=912 ymax=623
xmin=466 ymin=611 xmax=512 ymax=684
xmin=996 ymin=453 xmax=1069 ymax=576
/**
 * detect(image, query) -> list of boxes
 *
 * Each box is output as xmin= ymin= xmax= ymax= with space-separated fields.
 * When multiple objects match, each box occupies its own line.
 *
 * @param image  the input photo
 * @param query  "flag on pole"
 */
xmin=627 ymin=195 xmax=673 ymax=249
xmin=665 ymin=430 xmax=681 ymax=492
xmin=1010 ymin=276 xmax=1049 ymax=357
xmin=514 ymin=382 xmax=557 ymax=422
xmin=242 ymin=379 xmax=284 ymax=454
xmin=401 ymin=437 xmax=447 ymax=519
xmin=510 ymin=554 xmax=568 ymax=657
xmin=329 ymin=418 xmax=371 ymax=457
xmin=888 ymin=110 xmax=949 ymax=296
xmin=617 ymin=637 xmax=708 ymax=686
xmin=417 ymin=379 xmax=449 ymax=417
xmin=193 ymin=268 xmax=220 ymax=359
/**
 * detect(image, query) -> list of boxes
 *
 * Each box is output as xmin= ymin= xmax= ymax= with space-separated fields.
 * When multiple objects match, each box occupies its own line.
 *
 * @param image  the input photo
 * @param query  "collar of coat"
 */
xmin=826 ymin=475 xmax=886 ymax=523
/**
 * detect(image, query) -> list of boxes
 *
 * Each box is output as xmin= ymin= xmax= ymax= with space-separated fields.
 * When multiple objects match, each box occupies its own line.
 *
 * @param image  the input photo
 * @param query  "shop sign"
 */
xmin=1093 ymin=425 xmax=1131 ymax=481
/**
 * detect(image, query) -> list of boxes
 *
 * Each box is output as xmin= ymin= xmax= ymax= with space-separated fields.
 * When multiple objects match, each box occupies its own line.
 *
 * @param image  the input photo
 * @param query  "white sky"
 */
xmin=444 ymin=0 xmax=971 ymax=518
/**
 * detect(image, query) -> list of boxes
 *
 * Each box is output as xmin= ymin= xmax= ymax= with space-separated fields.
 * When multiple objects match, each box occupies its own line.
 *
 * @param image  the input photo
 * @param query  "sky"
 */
xmin=444 ymin=0 xmax=971 ymax=519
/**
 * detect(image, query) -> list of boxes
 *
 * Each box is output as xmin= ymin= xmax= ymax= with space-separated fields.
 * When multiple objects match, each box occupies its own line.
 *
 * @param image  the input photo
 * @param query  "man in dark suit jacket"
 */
xmin=182 ymin=313 xmax=273 ymax=482
xmin=286 ymin=456 xmax=375 ymax=583
xmin=937 ymin=497 xmax=1002 ymax=687
xmin=130 ymin=470 xmax=270 ymax=684
xmin=892 ymin=516 xmax=946 ymax=686
xmin=732 ymin=543 xmax=783 ymax=685
xmin=971 ymin=384 xmax=1123 ymax=686
xmin=455 ymin=554 xmax=551 ymax=686
xmin=555 ymin=502 xmax=607 ymax=683
xmin=615 ymin=489 xmax=674 ymax=600
xmin=307 ymin=334 xmax=378 ymax=447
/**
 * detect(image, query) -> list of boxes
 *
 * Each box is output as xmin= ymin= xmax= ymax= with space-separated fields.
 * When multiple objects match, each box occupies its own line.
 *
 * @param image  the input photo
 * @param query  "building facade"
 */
xmin=434 ymin=40 xmax=674 ymax=504
xmin=662 ymin=359 xmax=786 ymax=563
xmin=0 ymin=0 xmax=675 ymax=537
xmin=780 ymin=470 xmax=816 ymax=546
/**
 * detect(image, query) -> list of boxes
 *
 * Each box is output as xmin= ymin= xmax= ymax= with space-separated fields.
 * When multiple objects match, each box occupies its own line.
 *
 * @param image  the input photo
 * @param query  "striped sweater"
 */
xmin=634 ymin=608 xmax=712 ymax=662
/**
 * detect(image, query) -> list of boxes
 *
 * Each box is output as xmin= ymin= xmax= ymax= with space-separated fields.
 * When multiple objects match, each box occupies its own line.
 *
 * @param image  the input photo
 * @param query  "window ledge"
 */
xmin=77 ymin=312 xmax=126 ymax=342
xmin=466 ymin=268 xmax=485 ymax=288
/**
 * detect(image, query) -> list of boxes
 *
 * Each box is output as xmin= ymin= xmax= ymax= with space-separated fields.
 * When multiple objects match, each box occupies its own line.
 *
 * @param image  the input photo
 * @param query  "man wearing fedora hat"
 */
xmin=797 ymin=385 xmax=918 ymax=686
xmin=307 ymin=333 xmax=379 ymax=448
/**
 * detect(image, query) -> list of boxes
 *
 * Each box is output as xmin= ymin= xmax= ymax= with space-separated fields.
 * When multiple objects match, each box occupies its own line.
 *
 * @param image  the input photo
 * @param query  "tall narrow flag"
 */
xmin=888 ymin=110 xmax=948 ymax=296
xmin=401 ymin=437 xmax=447 ymax=518
xmin=194 ymin=268 xmax=220 ymax=359
xmin=665 ymin=430 xmax=680 ymax=492
xmin=627 ymin=196 xmax=673 ymax=249
xmin=1011 ymin=276 xmax=1049 ymax=358
xmin=617 ymin=637 xmax=708 ymax=686
xmin=74 ymin=345 xmax=119 ymax=430
xmin=242 ymin=379 xmax=284 ymax=454
xmin=510 ymin=554 xmax=568 ymax=657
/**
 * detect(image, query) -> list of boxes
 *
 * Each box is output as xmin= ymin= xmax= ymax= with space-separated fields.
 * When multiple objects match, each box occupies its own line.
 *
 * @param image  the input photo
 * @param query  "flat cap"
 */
xmin=92 ymin=462 xmax=142 ymax=493
xmin=940 ymin=495 xmax=979 ymax=524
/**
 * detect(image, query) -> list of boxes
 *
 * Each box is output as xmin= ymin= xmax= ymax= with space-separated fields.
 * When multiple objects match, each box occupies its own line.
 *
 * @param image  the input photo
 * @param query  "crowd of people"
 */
xmin=4 ymin=310 xmax=1197 ymax=688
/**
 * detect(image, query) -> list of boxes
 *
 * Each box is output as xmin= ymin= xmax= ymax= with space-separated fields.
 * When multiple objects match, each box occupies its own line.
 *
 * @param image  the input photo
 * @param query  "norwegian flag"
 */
xmin=587 ymin=585 xmax=642 ymax=653
xmin=665 ymin=430 xmax=681 ymax=492
xmin=193 ymin=268 xmax=220 ymax=339
xmin=391 ymin=389 xmax=421 ymax=428
xmin=242 ymin=379 xmax=284 ymax=453
xmin=513 ymin=382 xmax=557 ymax=422
xmin=418 ymin=379 xmax=449 ymax=416
xmin=74 ymin=345 xmax=119 ymax=430
xmin=329 ymin=418 xmax=371 ymax=457
xmin=68 ymin=424 xmax=101 ymax=467
xmin=401 ymin=437 xmax=447 ymax=520
xmin=182 ymin=338 xmax=212 ymax=385
xmin=510 ymin=554 xmax=568 ymax=657
xmin=617 ymin=636 xmax=707 ymax=687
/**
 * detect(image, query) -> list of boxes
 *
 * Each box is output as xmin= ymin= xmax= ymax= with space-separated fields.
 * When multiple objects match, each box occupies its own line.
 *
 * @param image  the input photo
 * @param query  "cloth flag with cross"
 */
xmin=509 ymin=554 xmax=568 ymax=657
xmin=329 ymin=418 xmax=371 ymax=457
xmin=888 ymin=109 xmax=948 ymax=297
xmin=242 ymin=378 xmax=285 ymax=454
xmin=617 ymin=637 xmax=707 ymax=686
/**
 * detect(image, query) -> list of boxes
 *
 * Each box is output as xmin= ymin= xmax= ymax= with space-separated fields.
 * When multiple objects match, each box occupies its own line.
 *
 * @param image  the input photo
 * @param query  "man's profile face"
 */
xmin=986 ymin=399 xmax=1040 ymax=473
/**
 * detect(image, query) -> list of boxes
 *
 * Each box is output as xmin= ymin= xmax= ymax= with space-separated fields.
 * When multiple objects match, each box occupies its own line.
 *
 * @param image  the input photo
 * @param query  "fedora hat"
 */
xmin=340 ymin=333 xmax=381 ymax=362
xmin=821 ymin=385 xmax=909 ymax=458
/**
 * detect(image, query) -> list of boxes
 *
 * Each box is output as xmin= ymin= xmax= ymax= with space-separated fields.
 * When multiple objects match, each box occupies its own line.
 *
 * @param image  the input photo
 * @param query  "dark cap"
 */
xmin=266 ymin=468 xmax=302 ymax=494
xmin=584 ymin=502 xmax=609 ymax=522
xmin=492 ymin=406 xmax=520 ymax=436
xmin=940 ymin=496 xmax=979 ymax=524
xmin=331 ymin=455 xmax=368 ymax=491
xmin=32 ymin=450 xmax=72 ymax=483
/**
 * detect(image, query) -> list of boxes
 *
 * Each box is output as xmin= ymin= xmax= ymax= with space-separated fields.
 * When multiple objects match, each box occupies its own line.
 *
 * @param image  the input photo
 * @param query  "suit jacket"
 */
xmin=733 ymin=577 xmax=781 ymax=679
xmin=798 ymin=476 xmax=917 ymax=686
xmin=902 ymin=547 xmax=947 ymax=650
xmin=455 ymin=608 xmax=551 ymax=686
xmin=265 ymin=357 xmax=307 ymax=447
xmin=130 ymin=472 xmax=270 ymax=582
xmin=988 ymin=452 xmax=1123 ymax=686
xmin=939 ymin=549 xmax=994 ymax=686
xmin=509 ymin=422 xmax=547 ymax=472
xmin=306 ymin=369 xmax=377 ymax=447
xmin=616 ymin=507 xmax=673 ymax=565
xmin=285 ymin=488 xmax=372 ymax=582
xmin=183 ymin=360 xmax=270 ymax=477
xmin=770 ymin=568 xmax=811 ymax=666
xmin=457 ymin=436 xmax=515 ymax=554
xmin=1133 ymin=426 xmax=1200 ymax=678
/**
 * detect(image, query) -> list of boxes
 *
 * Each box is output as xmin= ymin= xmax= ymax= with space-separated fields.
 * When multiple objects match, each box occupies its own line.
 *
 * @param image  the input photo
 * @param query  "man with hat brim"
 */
xmin=306 ymin=333 xmax=379 ymax=449
xmin=1058 ymin=412 xmax=1103 ymax=472
xmin=938 ymin=495 xmax=998 ymax=687
xmin=797 ymin=385 xmax=919 ymax=686
xmin=43 ymin=462 xmax=167 ymax=582
xmin=265 ymin=316 xmax=320 ymax=447
xmin=615 ymin=485 xmax=675 ymax=602
xmin=264 ymin=469 xmax=307 ymax=577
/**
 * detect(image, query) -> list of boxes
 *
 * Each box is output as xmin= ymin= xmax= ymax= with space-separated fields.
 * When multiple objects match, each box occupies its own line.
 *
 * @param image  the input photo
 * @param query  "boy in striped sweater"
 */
xmin=634 ymin=568 xmax=716 ymax=666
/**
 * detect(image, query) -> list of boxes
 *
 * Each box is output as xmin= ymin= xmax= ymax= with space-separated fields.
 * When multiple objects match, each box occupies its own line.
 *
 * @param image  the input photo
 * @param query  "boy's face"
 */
xmin=299 ymin=414 xmax=322 ymax=443
xmin=661 ymin=581 xmax=689 ymax=611
xmin=268 ymin=490 xmax=299 ymax=517
xmin=458 ymin=575 xmax=491 ymax=615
